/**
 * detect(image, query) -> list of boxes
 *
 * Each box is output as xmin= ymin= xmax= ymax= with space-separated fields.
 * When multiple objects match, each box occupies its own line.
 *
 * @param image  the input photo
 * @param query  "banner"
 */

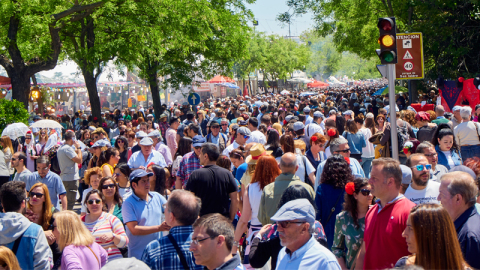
xmin=439 ymin=79 xmax=479 ymax=112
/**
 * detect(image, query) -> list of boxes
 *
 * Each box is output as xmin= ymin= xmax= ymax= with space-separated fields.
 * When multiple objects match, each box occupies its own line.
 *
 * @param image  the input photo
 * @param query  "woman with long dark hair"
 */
xmin=431 ymin=123 xmax=461 ymax=170
xmin=114 ymin=163 xmax=132 ymax=199
xmin=99 ymin=148 xmax=120 ymax=177
xmin=147 ymin=164 xmax=170 ymax=198
xmin=172 ymin=137 xmax=193 ymax=189
xmin=98 ymin=176 xmax=124 ymax=222
xmin=396 ymin=203 xmax=470 ymax=269
xmin=265 ymin=129 xmax=283 ymax=158
xmin=332 ymin=178 xmax=373 ymax=269
xmin=316 ymin=154 xmax=354 ymax=248
xmin=114 ymin=136 xmax=129 ymax=164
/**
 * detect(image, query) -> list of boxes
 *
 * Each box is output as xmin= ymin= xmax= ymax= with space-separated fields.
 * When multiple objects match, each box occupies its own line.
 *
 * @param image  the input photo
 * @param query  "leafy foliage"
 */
xmin=0 ymin=99 xmax=29 ymax=135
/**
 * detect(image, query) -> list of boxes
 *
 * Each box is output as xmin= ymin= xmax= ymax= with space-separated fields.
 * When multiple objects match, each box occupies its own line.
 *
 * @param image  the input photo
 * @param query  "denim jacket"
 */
xmin=435 ymin=145 xmax=462 ymax=170
xmin=0 ymin=212 xmax=53 ymax=270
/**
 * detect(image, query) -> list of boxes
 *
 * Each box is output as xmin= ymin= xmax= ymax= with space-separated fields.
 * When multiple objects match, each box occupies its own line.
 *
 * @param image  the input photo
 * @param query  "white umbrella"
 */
xmin=280 ymin=90 xmax=290 ymax=95
xmin=30 ymin=119 xmax=63 ymax=129
xmin=1 ymin=123 xmax=30 ymax=140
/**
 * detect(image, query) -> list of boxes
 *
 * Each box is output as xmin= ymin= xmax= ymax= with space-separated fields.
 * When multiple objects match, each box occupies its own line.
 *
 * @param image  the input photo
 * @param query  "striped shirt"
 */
xmin=176 ymin=151 xmax=201 ymax=186
xmin=83 ymin=212 xmax=129 ymax=261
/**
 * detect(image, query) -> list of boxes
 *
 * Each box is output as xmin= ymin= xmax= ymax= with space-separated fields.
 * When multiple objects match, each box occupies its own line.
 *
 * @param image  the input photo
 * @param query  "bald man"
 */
xmin=432 ymin=105 xmax=451 ymax=125
xmin=257 ymin=153 xmax=315 ymax=225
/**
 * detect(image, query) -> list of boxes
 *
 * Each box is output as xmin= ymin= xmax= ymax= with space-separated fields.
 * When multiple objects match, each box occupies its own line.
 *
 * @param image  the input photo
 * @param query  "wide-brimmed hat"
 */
xmin=245 ymin=143 xmax=272 ymax=165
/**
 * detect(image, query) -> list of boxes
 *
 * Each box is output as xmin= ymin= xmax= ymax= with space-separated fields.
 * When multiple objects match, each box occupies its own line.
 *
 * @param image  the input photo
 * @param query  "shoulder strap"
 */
xmin=168 ymin=234 xmax=189 ymax=270
xmin=12 ymin=231 xmax=25 ymax=255
xmin=325 ymin=192 xmax=343 ymax=224
xmin=86 ymin=245 xmax=100 ymax=268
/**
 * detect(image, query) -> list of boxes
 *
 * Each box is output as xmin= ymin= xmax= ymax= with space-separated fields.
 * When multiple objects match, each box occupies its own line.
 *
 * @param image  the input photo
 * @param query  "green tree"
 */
xmin=285 ymin=0 xmax=480 ymax=79
xmin=0 ymin=99 xmax=29 ymax=135
xmin=0 ymin=0 xmax=104 ymax=108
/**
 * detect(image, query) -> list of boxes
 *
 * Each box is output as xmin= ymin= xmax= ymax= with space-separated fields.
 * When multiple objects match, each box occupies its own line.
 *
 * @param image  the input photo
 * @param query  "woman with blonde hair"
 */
xmin=25 ymin=183 xmax=63 ymax=268
xmin=53 ymin=211 xmax=108 ymax=270
xmin=0 ymin=246 xmax=20 ymax=270
xmin=0 ymin=136 xmax=14 ymax=178
xmin=397 ymin=203 xmax=470 ymax=269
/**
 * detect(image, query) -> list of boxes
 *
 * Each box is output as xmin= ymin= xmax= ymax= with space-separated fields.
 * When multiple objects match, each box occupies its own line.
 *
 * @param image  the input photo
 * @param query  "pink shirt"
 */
xmin=166 ymin=128 xmax=178 ymax=160
xmin=61 ymin=242 xmax=108 ymax=270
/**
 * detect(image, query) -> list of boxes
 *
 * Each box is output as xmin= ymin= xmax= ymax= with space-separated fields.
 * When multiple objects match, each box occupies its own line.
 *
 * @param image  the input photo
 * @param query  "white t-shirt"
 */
xmin=442 ymin=150 xmax=455 ymax=167
xmin=359 ymin=128 xmax=375 ymax=158
xmin=404 ymin=180 xmax=440 ymax=205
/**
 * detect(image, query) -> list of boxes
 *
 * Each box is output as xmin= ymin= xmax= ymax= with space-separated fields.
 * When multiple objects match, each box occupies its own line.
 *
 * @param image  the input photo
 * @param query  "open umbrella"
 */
xmin=30 ymin=119 xmax=63 ymax=129
xmin=1 ymin=123 xmax=30 ymax=140
xmin=280 ymin=90 xmax=290 ymax=95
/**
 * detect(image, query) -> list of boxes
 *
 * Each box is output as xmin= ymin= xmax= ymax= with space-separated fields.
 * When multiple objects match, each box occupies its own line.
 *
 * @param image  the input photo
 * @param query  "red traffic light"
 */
xmin=378 ymin=18 xmax=394 ymax=31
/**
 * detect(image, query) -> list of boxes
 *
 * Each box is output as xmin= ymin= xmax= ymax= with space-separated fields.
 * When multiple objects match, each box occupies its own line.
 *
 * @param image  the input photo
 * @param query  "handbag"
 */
xmin=325 ymin=191 xmax=344 ymax=225
xmin=369 ymin=131 xmax=384 ymax=145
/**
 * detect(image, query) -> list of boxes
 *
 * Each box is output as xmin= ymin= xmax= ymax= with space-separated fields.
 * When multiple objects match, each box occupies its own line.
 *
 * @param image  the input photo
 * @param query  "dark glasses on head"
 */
xmin=87 ymin=199 xmax=102 ymax=205
xmin=29 ymin=192 xmax=44 ymax=198
xmin=102 ymin=184 xmax=116 ymax=189
xmin=411 ymin=164 xmax=432 ymax=171
xmin=360 ymin=189 xmax=371 ymax=196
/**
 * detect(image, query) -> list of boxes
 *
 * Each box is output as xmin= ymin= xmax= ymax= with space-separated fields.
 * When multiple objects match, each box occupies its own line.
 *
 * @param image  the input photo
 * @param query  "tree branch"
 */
xmin=52 ymin=1 xmax=104 ymax=21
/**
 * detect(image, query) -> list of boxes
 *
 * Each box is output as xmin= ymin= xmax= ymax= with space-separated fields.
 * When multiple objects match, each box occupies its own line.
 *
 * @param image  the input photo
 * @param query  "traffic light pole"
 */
xmin=387 ymin=63 xmax=399 ymax=160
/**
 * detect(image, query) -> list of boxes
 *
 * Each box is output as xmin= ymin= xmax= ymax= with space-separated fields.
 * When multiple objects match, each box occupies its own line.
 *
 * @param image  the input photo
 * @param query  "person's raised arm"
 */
xmin=125 ymin=221 xmax=170 ymax=236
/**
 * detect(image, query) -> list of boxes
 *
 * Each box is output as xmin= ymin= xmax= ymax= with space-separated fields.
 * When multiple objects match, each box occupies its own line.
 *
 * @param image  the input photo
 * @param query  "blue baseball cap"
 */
xmin=129 ymin=170 xmax=154 ymax=182
xmin=192 ymin=135 xmax=206 ymax=147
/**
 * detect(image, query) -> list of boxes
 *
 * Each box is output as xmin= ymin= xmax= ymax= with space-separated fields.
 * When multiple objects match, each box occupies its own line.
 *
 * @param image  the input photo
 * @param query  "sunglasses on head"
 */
xmin=411 ymin=164 xmax=432 ymax=171
xmin=87 ymin=199 xmax=102 ymax=205
xmin=29 ymin=192 xmax=44 ymax=198
xmin=359 ymin=189 xmax=371 ymax=196
xmin=102 ymin=184 xmax=116 ymax=189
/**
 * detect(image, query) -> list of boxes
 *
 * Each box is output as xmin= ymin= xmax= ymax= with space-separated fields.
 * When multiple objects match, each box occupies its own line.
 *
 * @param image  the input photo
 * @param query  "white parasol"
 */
xmin=30 ymin=119 xmax=63 ymax=129
xmin=1 ymin=123 xmax=30 ymax=140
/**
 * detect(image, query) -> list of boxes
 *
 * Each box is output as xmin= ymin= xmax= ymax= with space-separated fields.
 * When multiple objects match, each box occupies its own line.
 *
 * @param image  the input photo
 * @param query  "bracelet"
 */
xmin=233 ymin=240 xmax=240 ymax=247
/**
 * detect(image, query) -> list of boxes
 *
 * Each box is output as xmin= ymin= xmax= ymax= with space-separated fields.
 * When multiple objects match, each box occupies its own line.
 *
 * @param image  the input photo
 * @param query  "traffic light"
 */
xmin=376 ymin=17 xmax=397 ymax=64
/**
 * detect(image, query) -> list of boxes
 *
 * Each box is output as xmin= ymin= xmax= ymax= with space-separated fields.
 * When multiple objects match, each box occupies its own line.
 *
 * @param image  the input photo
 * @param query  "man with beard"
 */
xmin=403 ymin=154 xmax=440 ymax=205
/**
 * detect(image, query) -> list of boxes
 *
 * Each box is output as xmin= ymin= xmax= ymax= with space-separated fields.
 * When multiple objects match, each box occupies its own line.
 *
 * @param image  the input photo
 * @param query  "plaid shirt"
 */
xmin=176 ymin=151 xmax=201 ymax=185
xmin=159 ymin=122 xmax=170 ymax=142
xmin=141 ymin=226 xmax=203 ymax=270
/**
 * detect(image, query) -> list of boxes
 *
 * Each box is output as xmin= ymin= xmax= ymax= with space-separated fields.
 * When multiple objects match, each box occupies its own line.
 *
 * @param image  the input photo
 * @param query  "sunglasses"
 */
xmin=194 ymin=146 xmax=202 ymax=150
xmin=87 ymin=199 xmax=102 ymax=205
xmin=276 ymin=221 xmax=305 ymax=228
xmin=117 ymin=140 xmax=124 ymax=143
xmin=211 ymin=126 xmax=220 ymax=129
xmin=102 ymin=184 xmax=116 ymax=189
xmin=25 ymin=137 xmax=32 ymax=139
xmin=411 ymin=164 xmax=432 ymax=171
xmin=243 ymin=135 xmax=250 ymax=139
xmin=11 ymin=158 xmax=18 ymax=161
xmin=221 ymin=124 xmax=228 ymax=126
xmin=114 ymin=173 xmax=121 ymax=177
xmin=336 ymin=148 xmax=351 ymax=153
xmin=360 ymin=189 xmax=371 ymax=196
xmin=29 ymin=192 xmax=44 ymax=198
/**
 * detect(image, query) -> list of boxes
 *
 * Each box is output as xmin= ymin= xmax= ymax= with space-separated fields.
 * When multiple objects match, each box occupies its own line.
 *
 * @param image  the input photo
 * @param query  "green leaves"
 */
xmin=0 ymin=99 xmax=29 ymax=135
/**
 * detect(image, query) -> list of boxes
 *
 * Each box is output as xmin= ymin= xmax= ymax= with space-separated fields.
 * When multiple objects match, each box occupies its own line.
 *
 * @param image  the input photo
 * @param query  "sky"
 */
xmin=246 ymin=0 xmax=315 ymax=37
xmin=0 ymin=0 xmax=316 ymax=81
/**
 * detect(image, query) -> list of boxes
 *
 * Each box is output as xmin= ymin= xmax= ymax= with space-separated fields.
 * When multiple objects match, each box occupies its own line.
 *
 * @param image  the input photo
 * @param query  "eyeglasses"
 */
xmin=336 ymin=148 xmax=351 ymax=153
xmin=114 ymin=173 xmax=121 ymax=177
xmin=411 ymin=164 xmax=432 ymax=171
xmin=87 ymin=199 xmax=102 ymax=205
xmin=194 ymin=146 xmax=201 ymax=150
xmin=11 ymin=158 xmax=18 ymax=161
xmin=276 ymin=221 xmax=305 ymax=228
xmin=211 ymin=126 xmax=220 ymax=129
xmin=25 ymin=137 xmax=32 ymax=140
xmin=102 ymin=184 xmax=116 ymax=189
xmin=37 ymin=167 xmax=49 ymax=171
xmin=117 ymin=140 xmax=124 ymax=144
xmin=424 ymin=153 xmax=438 ymax=157
xmin=191 ymin=236 xmax=214 ymax=245
xmin=29 ymin=192 xmax=44 ymax=198
xmin=360 ymin=189 xmax=371 ymax=196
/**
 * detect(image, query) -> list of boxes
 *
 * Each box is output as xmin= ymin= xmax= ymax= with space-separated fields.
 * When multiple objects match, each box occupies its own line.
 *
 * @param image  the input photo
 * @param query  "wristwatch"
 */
xmin=233 ymin=240 xmax=240 ymax=247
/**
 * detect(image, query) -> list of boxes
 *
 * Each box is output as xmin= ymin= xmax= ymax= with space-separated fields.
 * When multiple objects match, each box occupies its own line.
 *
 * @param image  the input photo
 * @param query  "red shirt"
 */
xmin=363 ymin=196 xmax=415 ymax=269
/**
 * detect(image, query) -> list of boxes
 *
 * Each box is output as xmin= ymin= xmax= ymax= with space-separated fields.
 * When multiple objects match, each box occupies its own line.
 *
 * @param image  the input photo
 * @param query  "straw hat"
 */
xmin=245 ymin=143 xmax=272 ymax=165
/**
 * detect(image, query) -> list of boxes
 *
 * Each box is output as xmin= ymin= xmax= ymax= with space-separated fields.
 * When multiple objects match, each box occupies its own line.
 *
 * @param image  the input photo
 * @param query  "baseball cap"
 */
xmin=192 ymin=135 xmax=206 ymax=147
xmin=343 ymin=110 xmax=353 ymax=116
xmin=329 ymin=109 xmax=336 ymax=115
xmin=91 ymin=139 xmax=111 ymax=148
xmin=400 ymin=165 xmax=412 ymax=185
xmin=449 ymin=165 xmax=477 ymax=180
xmin=313 ymin=111 xmax=324 ymax=118
xmin=136 ymin=131 xmax=148 ymax=138
xmin=285 ymin=115 xmax=293 ymax=122
xmin=237 ymin=127 xmax=252 ymax=137
xmin=129 ymin=170 xmax=154 ymax=182
xmin=303 ymin=107 xmax=311 ymax=113
xmin=238 ymin=120 xmax=248 ymax=127
xmin=147 ymin=114 xmax=154 ymax=118
xmin=101 ymin=258 xmax=150 ymax=270
xmin=293 ymin=122 xmax=305 ymax=131
xmin=271 ymin=199 xmax=315 ymax=225
xmin=139 ymin=137 xmax=154 ymax=146
xmin=159 ymin=113 xmax=168 ymax=119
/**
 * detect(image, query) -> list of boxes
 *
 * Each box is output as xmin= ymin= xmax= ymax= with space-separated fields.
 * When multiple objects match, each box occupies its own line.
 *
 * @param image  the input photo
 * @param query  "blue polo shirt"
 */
xmin=122 ymin=191 xmax=167 ymax=259
xmin=26 ymin=171 xmax=66 ymax=210
xmin=128 ymin=150 xmax=167 ymax=169
xmin=454 ymin=206 xmax=480 ymax=269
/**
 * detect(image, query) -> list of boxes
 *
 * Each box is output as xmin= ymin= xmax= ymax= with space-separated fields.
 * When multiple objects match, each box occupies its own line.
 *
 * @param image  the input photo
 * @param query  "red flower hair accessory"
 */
xmin=345 ymin=182 xmax=355 ymax=195
xmin=311 ymin=136 xmax=318 ymax=142
xmin=344 ymin=156 xmax=350 ymax=165
xmin=327 ymin=128 xmax=336 ymax=137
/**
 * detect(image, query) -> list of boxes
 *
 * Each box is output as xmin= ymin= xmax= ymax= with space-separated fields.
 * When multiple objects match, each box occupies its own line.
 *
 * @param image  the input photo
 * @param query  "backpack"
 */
xmin=396 ymin=122 xmax=409 ymax=153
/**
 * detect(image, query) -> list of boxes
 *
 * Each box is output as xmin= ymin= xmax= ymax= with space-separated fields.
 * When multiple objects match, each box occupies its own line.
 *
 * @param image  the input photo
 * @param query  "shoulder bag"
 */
xmin=325 ymin=191 xmax=343 ymax=225
xmin=168 ymin=234 xmax=190 ymax=270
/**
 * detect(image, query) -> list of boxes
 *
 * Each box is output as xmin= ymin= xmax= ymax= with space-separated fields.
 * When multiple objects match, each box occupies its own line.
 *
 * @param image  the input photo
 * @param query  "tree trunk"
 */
xmin=83 ymin=69 xmax=102 ymax=125
xmin=146 ymin=62 xmax=164 ymax=121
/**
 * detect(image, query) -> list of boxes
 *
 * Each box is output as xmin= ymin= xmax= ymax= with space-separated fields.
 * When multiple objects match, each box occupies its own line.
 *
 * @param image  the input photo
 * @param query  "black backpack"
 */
xmin=396 ymin=122 xmax=409 ymax=153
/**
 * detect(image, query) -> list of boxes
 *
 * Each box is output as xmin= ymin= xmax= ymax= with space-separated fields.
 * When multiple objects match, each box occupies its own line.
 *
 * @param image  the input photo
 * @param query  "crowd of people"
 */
xmin=1 ymin=84 xmax=480 ymax=270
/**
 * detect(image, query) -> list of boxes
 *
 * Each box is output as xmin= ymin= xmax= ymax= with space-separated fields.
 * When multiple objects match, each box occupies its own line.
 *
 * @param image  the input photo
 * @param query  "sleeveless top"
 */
xmin=248 ymin=182 xmax=263 ymax=226
xmin=101 ymin=163 xmax=115 ymax=175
